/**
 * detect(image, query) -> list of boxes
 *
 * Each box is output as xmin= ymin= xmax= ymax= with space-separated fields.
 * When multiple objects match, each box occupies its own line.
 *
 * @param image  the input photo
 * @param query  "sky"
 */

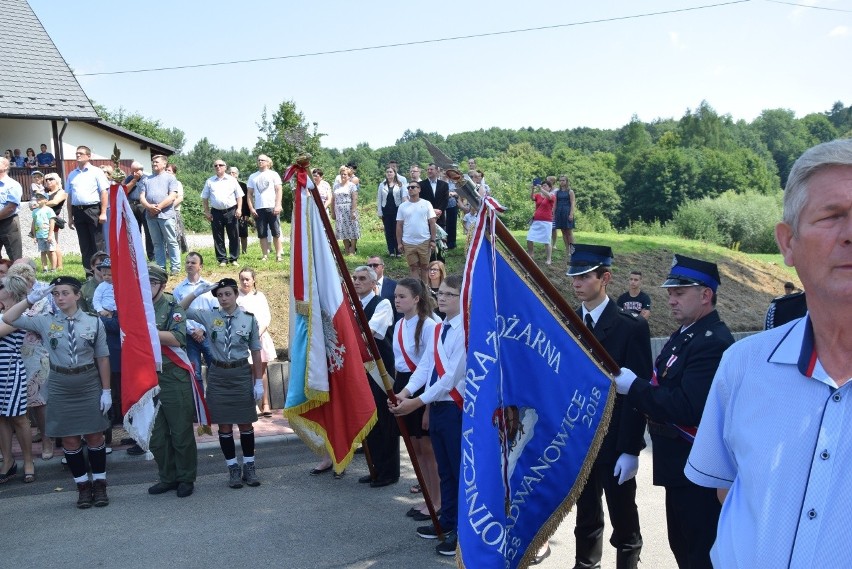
xmin=27 ymin=0 xmax=852 ymax=153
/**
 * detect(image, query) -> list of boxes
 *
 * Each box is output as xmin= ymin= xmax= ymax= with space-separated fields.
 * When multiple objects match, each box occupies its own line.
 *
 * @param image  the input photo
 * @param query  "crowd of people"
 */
xmin=2 ymin=137 xmax=851 ymax=568
xmin=3 ymin=145 xmax=56 ymax=169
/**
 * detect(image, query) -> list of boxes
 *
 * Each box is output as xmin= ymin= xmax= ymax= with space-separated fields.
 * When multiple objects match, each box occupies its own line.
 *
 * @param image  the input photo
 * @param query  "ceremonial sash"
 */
xmin=163 ymin=345 xmax=211 ymax=429
xmin=432 ymin=323 xmax=462 ymax=409
xmin=651 ymin=334 xmax=697 ymax=443
xmin=396 ymin=320 xmax=417 ymax=372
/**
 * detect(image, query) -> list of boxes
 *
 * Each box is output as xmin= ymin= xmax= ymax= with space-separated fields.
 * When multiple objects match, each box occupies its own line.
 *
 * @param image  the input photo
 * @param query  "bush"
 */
xmin=622 ymin=218 xmax=670 ymax=236
xmin=576 ymin=208 xmax=614 ymax=233
xmin=671 ymin=191 xmax=782 ymax=253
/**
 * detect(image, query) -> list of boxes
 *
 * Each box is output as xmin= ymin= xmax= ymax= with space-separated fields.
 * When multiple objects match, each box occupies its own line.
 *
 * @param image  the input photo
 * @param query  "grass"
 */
xmin=40 ymin=221 xmax=799 ymax=346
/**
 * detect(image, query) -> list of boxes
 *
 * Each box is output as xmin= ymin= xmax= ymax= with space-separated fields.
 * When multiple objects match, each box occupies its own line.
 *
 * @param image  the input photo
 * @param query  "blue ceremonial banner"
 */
xmin=458 ymin=233 xmax=615 ymax=569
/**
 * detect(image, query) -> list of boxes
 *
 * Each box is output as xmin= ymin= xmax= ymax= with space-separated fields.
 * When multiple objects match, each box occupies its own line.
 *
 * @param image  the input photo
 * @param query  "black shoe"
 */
xmin=333 ymin=469 xmax=346 ymax=480
xmin=309 ymin=465 xmax=332 ymax=476
xmin=531 ymin=544 xmax=551 ymax=565
xmin=370 ymin=478 xmax=398 ymax=488
xmin=358 ymin=474 xmax=373 ymax=484
xmin=176 ymin=482 xmax=194 ymax=498
xmin=417 ymin=524 xmax=441 ymax=539
xmin=436 ymin=531 xmax=458 ymax=556
xmin=120 ymin=437 xmax=136 ymax=446
xmin=126 ymin=444 xmax=145 ymax=456
xmin=406 ymin=507 xmax=419 ymax=518
xmin=354 ymin=447 xmax=364 ymax=455
xmin=412 ymin=509 xmax=439 ymax=521
xmin=148 ymin=482 xmax=178 ymax=495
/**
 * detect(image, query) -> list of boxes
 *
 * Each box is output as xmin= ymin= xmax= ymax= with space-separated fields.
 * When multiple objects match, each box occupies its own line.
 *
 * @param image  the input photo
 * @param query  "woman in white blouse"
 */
xmin=392 ymin=278 xmax=441 ymax=521
xmin=236 ymin=268 xmax=276 ymax=417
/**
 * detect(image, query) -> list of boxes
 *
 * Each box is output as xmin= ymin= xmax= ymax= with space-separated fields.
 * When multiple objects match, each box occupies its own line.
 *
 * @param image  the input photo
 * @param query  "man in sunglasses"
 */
xmin=201 ymin=160 xmax=243 ymax=267
xmin=368 ymin=255 xmax=399 ymax=323
xmin=396 ymin=183 xmax=437 ymax=283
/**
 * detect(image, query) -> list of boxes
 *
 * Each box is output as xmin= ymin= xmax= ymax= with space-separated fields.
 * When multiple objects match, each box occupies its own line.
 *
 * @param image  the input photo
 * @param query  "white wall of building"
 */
xmin=0 ymin=118 xmax=156 ymax=168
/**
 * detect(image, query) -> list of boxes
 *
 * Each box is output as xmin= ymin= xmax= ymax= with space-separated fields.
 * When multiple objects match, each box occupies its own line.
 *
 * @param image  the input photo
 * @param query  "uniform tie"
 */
xmin=224 ymin=314 xmax=233 ymax=358
xmin=67 ymin=317 xmax=78 ymax=366
xmin=584 ymin=313 xmax=595 ymax=330
xmin=428 ymin=323 xmax=452 ymax=387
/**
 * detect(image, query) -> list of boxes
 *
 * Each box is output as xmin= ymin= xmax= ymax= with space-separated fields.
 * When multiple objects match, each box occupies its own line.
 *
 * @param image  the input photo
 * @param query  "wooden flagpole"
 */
xmin=295 ymin=162 xmax=445 ymax=539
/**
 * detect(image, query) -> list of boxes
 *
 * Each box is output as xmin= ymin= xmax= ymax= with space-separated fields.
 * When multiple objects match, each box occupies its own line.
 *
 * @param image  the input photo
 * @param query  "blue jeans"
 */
xmin=147 ymin=216 xmax=181 ymax=272
xmin=186 ymin=333 xmax=213 ymax=394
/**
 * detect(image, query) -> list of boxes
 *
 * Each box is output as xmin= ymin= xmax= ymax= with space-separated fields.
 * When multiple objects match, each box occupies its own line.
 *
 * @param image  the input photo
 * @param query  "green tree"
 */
xmin=677 ymin=101 xmax=736 ymax=150
xmin=91 ymin=101 xmax=186 ymax=153
xmin=254 ymin=100 xmax=324 ymax=218
xmin=751 ymin=108 xmax=813 ymax=186
xmin=550 ymin=146 xmax=622 ymax=222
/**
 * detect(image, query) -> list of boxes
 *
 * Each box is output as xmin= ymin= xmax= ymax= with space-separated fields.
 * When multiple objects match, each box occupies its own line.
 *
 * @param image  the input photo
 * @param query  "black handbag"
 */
xmin=54 ymin=216 xmax=66 ymax=229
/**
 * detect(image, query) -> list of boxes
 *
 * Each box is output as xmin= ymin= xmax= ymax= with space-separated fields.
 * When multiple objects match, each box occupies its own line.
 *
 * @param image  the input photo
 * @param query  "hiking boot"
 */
xmin=242 ymin=461 xmax=260 ymax=487
xmin=76 ymin=481 xmax=93 ymax=509
xmin=228 ymin=464 xmax=243 ymax=489
xmin=92 ymin=479 xmax=109 ymax=507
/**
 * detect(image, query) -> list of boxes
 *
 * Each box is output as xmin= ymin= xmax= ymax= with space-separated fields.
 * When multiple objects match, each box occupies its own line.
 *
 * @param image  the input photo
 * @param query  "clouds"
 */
xmin=828 ymin=25 xmax=848 ymax=37
xmin=669 ymin=31 xmax=687 ymax=50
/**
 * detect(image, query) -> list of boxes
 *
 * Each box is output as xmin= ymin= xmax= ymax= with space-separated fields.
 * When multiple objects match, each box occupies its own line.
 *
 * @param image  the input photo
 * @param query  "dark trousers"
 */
xmin=129 ymin=200 xmax=154 ymax=260
xmin=0 ymin=215 xmax=22 ymax=261
xmin=381 ymin=213 xmax=399 ymax=255
xmin=364 ymin=379 xmax=400 ymax=482
xmin=665 ymin=484 xmax=721 ymax=569
xmin=72 ymin=204 xmax=106 ymax=272
xmin=431 ymin=401 xmax=462 ymax=532
xmin=445 ymin=206 xmax=458 ymax=249
xmin=211 ymin=206 xmax=239 ymax=263
xmin=574 ymin=460 xmax=642 ymax=569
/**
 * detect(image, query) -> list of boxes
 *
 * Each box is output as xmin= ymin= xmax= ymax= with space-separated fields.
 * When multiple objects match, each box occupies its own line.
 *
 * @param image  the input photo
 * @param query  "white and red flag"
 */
xmin=283 ymin=164 xmax=377 ymax=473
xmin=108 ymin=181 xmax=161 ymax=450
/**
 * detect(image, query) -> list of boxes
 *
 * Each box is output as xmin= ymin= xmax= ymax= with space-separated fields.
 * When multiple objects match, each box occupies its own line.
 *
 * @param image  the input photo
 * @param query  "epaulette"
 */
xmin=243 ymin=310 xmax=255 ymax=316
xmin=617 ymin=307 xmax=639 ymax=319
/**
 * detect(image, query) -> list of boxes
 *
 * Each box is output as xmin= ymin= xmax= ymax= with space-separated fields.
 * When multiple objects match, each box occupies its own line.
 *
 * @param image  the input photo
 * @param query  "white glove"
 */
xmin=27 ymin=284 xmax=54 ymax=305
xmin=100 ymin=389 xmax=113 ymax=415
xmin=615 ymin=367 xmax=637 ymax=395
xmin=613 ymin=453 xmax=639 ymax=485
xmin=253 ymin=379 xmax=264 ymax=401
xmin=195 ymin=282 xmax=217 ymax=296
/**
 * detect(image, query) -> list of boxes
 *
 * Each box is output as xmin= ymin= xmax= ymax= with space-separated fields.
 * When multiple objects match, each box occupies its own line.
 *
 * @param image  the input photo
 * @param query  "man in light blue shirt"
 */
xmin=66 ymin=145 xmax=109 ymax=276
xmin=0 ymin=157 xmax=23 ymax=260
xmin=686 ymin=139 xmax=852 ymax=568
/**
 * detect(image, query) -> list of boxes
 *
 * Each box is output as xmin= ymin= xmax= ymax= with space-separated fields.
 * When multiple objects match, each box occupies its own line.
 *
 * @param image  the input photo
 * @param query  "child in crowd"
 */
xmin=92 ymin=257 xmax=116 ymax=317
xmin=390 ymin=274 xmax=466 ymax=557
xmin=31 ymin=191 xmax=56 ymax=272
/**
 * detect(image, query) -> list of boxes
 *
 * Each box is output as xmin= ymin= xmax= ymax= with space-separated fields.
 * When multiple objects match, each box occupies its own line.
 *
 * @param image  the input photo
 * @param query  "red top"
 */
xmin=532 ymin=193 xmax=555 ymax=221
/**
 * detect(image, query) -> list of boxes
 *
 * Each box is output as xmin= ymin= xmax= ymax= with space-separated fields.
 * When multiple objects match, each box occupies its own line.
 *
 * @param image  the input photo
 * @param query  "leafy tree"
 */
xmin=254 ymin=100 xmax=324 ymax=218
xmin=677 ymin=101 xmax=736 ymax=151
xmin=550 ymin=146 xmax=622 ymax=222
xmin=800 ymin=113 xmax=838 ymax=144
xmin=615 ymin=117 xmax=652 ymax=172
xmin=751 ymin=108 xmax=813 ymax=186
xmin=91 ymin=101 xmax=186 ymax=153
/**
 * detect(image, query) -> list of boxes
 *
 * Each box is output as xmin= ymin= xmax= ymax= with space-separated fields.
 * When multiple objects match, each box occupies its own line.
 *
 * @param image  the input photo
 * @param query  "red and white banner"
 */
xmin=108 ymin=181 xmax=161 ymax=451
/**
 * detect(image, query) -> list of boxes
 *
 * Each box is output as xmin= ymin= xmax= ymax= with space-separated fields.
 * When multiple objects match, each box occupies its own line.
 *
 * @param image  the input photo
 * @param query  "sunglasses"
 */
xmin=407 ymin=185 xmax=419 ymax=189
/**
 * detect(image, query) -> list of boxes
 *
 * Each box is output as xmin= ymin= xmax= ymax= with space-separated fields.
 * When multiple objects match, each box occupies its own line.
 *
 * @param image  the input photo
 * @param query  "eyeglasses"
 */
xmin=407 ymin=185 xmax=419 ymax=189
xmin=436 ymin=291 xmax=460 ymax=298
xmin=367 ymin=263 xmax=382 ymax=268
xmin=213 ymin=163 xmax=226 ymax=167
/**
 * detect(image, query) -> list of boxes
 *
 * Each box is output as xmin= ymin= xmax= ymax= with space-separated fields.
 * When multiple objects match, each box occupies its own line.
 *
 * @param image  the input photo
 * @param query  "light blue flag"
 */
xmin=459 ymin=232 xmax=614 ymax=569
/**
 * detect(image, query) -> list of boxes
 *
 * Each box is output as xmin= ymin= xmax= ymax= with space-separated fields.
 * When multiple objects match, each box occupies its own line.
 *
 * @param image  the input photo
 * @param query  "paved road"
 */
xmin=1 ymin=432 xmax=678 ymax=568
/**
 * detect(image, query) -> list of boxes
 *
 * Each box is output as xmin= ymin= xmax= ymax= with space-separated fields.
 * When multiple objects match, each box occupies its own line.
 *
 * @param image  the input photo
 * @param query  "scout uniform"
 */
xmin=11 ymin=276 xmax=111 ymax=508
xmin=146 ymin=264 xmax=198 ymax=494
xmin=186 ymin=278 xmax=261 ymax=488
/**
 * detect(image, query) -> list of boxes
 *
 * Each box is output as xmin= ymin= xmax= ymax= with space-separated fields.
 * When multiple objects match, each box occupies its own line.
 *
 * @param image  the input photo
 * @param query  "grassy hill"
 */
xmin=46 ymin=226 xmax=800 ymax=349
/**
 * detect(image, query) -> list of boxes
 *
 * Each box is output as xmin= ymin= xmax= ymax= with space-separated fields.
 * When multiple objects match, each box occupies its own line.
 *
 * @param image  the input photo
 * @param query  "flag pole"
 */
xmin=296 ymin=160 xmax=444 ymax=538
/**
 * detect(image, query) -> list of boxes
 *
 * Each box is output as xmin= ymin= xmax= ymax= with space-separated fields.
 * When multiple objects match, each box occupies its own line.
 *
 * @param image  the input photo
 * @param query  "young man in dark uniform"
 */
xmin=568 ymin=245 xmax=651 ymax=569
xmin=615 ymin=255 xmax=734 ymax=569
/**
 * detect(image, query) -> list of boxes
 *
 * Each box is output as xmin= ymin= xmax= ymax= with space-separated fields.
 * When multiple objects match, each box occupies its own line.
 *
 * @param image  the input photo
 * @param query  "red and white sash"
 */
xmin=163 ymin=345 xmax=211 ymax=429
xmin=396 ymin=320 xmax=417 ymax=372
xmin=432 ymin=323 xmax=463 ymax=409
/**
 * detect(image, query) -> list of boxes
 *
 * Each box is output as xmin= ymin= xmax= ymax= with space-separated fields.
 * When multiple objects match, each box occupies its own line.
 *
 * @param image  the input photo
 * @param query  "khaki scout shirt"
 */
xmin=186 ymin=305 xmax=260 ymax=362
xmin=12 ymin=308 xmax=109 ymax=367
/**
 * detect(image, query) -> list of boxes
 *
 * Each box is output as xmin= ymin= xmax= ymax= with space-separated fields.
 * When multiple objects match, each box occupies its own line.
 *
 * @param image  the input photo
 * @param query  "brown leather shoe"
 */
xmin=76 ymin=481 xmax=93 ymax=509
xmin=92 ymin=479 xmax=109 ymax=507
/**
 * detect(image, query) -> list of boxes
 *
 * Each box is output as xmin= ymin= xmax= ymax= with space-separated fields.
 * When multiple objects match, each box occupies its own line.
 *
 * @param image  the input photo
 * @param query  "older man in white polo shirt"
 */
xmin=201 ymin=159 xmax=243 ymax=267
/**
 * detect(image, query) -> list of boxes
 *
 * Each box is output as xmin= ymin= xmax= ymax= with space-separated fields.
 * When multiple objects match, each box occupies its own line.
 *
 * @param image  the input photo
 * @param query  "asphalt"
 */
xmin=1 ymin=416 xmax=679 ymax=569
